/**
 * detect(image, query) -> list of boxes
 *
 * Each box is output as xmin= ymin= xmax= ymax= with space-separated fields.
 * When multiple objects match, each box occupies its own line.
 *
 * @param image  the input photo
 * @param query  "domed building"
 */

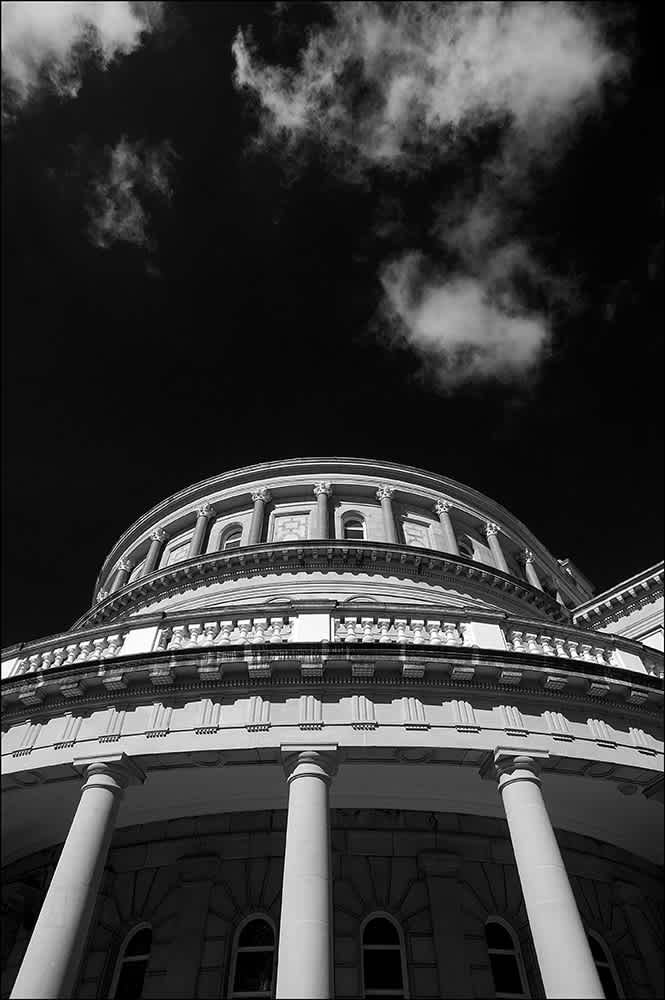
xmin=1 ymin=457 xmax=663 ymax=1000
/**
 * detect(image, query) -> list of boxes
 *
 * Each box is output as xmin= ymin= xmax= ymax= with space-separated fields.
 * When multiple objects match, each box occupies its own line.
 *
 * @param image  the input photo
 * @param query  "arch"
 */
xmin=587 ymin=930 xmax=624 ymax=999
xmin=341 ymin=511 xmax=367 ymax=541
xmin=220 ymin=523 xmax=244 ymax=552
xmin=360 ymin=911 xmax=409 ymax=998
xmin=228 ymin=913 xmax=276 ymax=999
xmin=108 ymin=922 xmax=152 ymax=999
xmin=484 ymin=917 xmax=528 ymax=999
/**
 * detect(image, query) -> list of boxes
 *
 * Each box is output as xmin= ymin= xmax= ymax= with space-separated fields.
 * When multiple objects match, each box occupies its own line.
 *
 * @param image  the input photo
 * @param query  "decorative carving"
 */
xmin=523 ymin=548 xmax=535 ymax=563
xmin=246 ymin=695 xmax=270 ymax=731
xmin=313 ymin=481 xmax=332 ymax=497
xmin=587 ymin=718 xmax=615 ymax=746
xmin=195 ymin=504 xmax=215 ymax=519
xmin=351 ymin=694 xmax=378 ymax=729
xmin=146 ymin=703 xmax=172 ymax=738
xmin=118 ymin=558 xmax=133 ymax=572
xmin=450 ymin=700 xmax=479 ymax=733
xmin=150 ymin=528 xmax=169 ymax=542
xmin=543 ymin=710 xmax=573 ymax=741
xmin=376 ymin=484 xmax=395 ymax=502
xmin=251 ymin=487 xmax=272 ymax=504
xmin=485 ymin=521 xmax=500 ymax=538
xmin=299 ymin=694 xmax=323 ymax=730
xmin=401 ymin=696 xmax=429 ymax=729
xmin=96 ymin=589 xmax=109 ymax=603
xmin=434 ymin=499 xmax=452 ymax=516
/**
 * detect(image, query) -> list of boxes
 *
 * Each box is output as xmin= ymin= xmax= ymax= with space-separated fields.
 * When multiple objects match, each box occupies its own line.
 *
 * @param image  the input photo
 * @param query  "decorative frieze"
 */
xmin=196 ymin=699 xmax=221 ymax=734
xmin=12 ymin=721 xmax=42 ymax=757
xmin=146 ymin=703 xmax=172 ymax=738
xmin=401 ymin=696 xmax=429 ymax=730
xmin=299 ymin=694 xmax=323 ymax=730
xmin=587 ymin=718 xmax=616 ymax=747
xmin=351 ymin=695 xmax=377 ymax=730
xmin=450 ymin=699 xmax=479 ymax=733
xmin=499 ymin=705 xmax=527 ymax=736
xmin=246 ymin=695 xmax=270 ymax=732
xmin=543 ymin=710 xmax=574 ymax=742
xmin=55 ymin=714 xmax=82 ymax=749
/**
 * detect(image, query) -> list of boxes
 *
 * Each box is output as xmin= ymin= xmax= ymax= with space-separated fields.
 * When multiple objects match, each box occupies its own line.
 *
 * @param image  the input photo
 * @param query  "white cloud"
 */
xmin=1 ymin=1 xmax=162 ymax=108
xmin=88 ymin=136 xmax=173 ymax=250
xmin=233 ymin=2 xmax=624 ymax=386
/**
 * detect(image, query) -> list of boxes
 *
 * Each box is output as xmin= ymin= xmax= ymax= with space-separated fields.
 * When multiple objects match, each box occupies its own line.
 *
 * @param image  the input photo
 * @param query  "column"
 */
xmin=524 ymin=549 xmax=543 ymax=590
xmin=11 ymin=754 xmax=145 ymax=1000
xmin=376 ymin=485 xmax=397 ymax=543
xmin=248 ymin=487 xmax=271 ymax=545
xmin=276 ymin=745 xmax=338 ymax=999
xmin=418 ymin=853 xmax=472 ymax=998
xmin=613 ymin=881 xmax=664 ymax=995
xmin=110 ymin=558 xmax=132 ymax=593
xmin=188 ymin=504 xmax=215 ymax=558
xmin=434 ymin=500 xmax=460 ymax=556
xmin=485 ymin=522 xmax=509 ymax=573
xmin=312 ymin=482 xmax=332 ymax=539
xmin=141 ymin=528 xmax=169 ymax=577
xmin=492 ymin=749 xmax=604 ymax=999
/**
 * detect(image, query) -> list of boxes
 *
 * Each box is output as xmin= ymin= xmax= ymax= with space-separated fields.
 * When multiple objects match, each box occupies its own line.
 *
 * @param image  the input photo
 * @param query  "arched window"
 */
xmin=229 ymin=916 xmax=276 ymax=999
xmin=361 ymin=914 xmax=408 ymax=998
xmin=221 ymin=526 xmax=243 ymax=551
xmin=109 ymin=924 xmax=152 ymax=1000
xmin=343 ymin=516 xmax=366 ymax=541
xmin=484 ymin=919 xmax=528 ymax=999
xmin=587 ymin=932 xmax=623 ymax=999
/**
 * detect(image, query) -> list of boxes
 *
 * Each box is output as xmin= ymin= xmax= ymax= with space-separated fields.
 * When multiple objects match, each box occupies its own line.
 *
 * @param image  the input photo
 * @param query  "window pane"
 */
xmin=233 ymin=949 xmax=274 ymax=993
xmin=598 ymin=965 xmax=619 ymax=1000
xmin=485 ymin=921 xmax=515 ymax=951
xmin=364 ymin=949 xmax=403 ymax=990
xmin=115 ymin=958 xmax=148 ymax=1000
xmin=363 ymin=917 xmax=400 ymax=945
xmin=489 ymin=953 xmax=523 ymax=995
xmin=124 ymin=928 xmax=152 ymax=957
xmin=344 ymin=521 xmax=364 ymax=540
xmin=238 ymin=919 xmax=274 ymax=948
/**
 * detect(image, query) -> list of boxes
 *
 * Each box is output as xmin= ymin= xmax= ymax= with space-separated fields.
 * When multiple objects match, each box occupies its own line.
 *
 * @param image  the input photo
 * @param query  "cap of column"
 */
xmin=485 ymin=521 xmax=500 ymax=538
xmin=151 ymin=528 xmax=169 ymax=542
xmin=313 ymin=482 xmax=333 ymax=497
xmin=73 ymin=752 xmax=146 ymax=789
xmin=523 ymin=548 xmax=535 ymax=564
xmin=492 ymin=747 xmax=550 ymax=781
xmin=96 ymin=589 xmax=109 ymax=603
xmin=196 ymin=503 xmax=215 ymax=519
xmin=434 ymin=499 xmax=452 ymax=516
xmin=281 ymin=745 xmax=340 ymax=784
xmin=251 ymin=487 xmax=272 ymax=503
xmin=376 ymin=485 xmax=395 ymax=502
xmin=118 ymin=558 xmax=133 ymax=572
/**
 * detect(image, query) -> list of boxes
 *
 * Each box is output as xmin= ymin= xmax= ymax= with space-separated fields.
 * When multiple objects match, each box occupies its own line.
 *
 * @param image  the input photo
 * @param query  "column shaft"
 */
xmin=497 ymin=755 xmax=604 ymax=999
xmin=276 ymin=748 xmax=336 ymax=999
xmin=248 ymin=489 xmax=271 ymax=545
xmin=110 ymin=559 xmax=132 ymax=593
xmin=486 ymin=524 xmax=509 ymax=573
xmin=142 ymin=530 xmax=168 ymax=576
xmin=435 ymin=501 xmax=460 ymax=555
xmin=11 ymin=756 xmax=144 ymax=1000
xmin=377 ymin=487 xmax=397 ymax=543
xmin=188 ymin=506 xmax=214 ymax=559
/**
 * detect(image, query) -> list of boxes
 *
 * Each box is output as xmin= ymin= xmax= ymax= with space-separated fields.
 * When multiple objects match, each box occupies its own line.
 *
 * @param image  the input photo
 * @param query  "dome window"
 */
xmin=221 ymin=526 xmax=243 ymax=551
xmin=343 ymin=517 xmax=366 ymax=541
xmin=229 ymin=916 xmax=276 ymax=998
xmin=109 ymin=924 xmax=152 ymax=1000
xmin=587 ymin=932 xmax=623 ymax=999
xmin=484 ymin=919 xmax=528 ymax=998
xmin=361 ymin=914 xmax=407 ymax=998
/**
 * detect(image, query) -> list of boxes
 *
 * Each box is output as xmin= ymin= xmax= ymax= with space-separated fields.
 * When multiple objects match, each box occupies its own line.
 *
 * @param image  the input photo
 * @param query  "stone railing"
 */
xmin=9 ymin=633 xmax=127 ymax=677
xmin=154 ymin=616 xmax=296 ymax=651
xmin=502 ymin=628 xmax=616 ymax=667
xmin=332 ymin=615 xmax=468 ymax=646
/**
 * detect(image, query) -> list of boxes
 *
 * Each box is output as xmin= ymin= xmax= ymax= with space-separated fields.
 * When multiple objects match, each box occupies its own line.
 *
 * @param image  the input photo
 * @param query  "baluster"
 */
xmin=411 ymin=620 xmax=426 ymax=644
xmin=64 ymin=644 xmax=79 ymax=664
xmin=253 ymin=618 xmax=267 ymax=643
xmin=186 ymin=624 xmax=203 ymax=646
xmin=377 ymin=618 xmax=392 ymax=643
xmin=40 ymin=650 xmax=55 ymax=671
xmin=361 ymin=617 xmax=375 ymax=642
xmin=442 ymin=623 xmax=461 ymax=646
xmin=525 ymin=632 xmax=541 ymax=654
xmin=284 ymin=618 xmax=296 ymax=640
xmin=509 ymin=630 xmax=525 ymax=652
xmin=459 ymin=623 xmax=476 ymax=648
xmin=394 ymin=619 xmax=408 ymax=643
xmin=566 ymin=640 xmax=581 ymax=659
xmin=427 ymin=620 xmax=443 ymax=645
xmin=202 ymin=622 xmax=219 ymax=646
xmin=28 ymin=654 xmax=42 ymax=673
xmin=52 ymin=647 xmax=67 ymax=667
xmin=91 ymin=638 xmax=107 ymax=661
xmin=553 ymin=637 xmax=568 ymax=658
xmin=75 ymin=640 xmax=93 ymax=662
xmin=539 ymin=635 xmax=555 ymax=656
xmin=592 ymin=646 xmax=608 ymax=665
xmin=168 ymin=625 xmax=187 ymax=650
xmin=106 ymin=635 xmax=124 ymax=658
xmin=215 ymin=621 xmax=234 ymax=644
xmin=579 ymin=643 xmax=595 ymax=662
xmin=237 ymin=620 xmax=251 ymax=644
xmin=344 ymin=617 xmax=359 ymax=643
xmin=269 ymin=618 xmax=284 ymax=643
xmin=332 ymin=618 xmax=345 ymax=642
xmin=154 ymin=628 xmax=170 ymax=652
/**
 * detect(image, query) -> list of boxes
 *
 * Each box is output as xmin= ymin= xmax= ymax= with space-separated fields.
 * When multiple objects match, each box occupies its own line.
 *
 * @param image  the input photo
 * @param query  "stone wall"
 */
xmin=2 ymin=810 xmax=662 ymax=999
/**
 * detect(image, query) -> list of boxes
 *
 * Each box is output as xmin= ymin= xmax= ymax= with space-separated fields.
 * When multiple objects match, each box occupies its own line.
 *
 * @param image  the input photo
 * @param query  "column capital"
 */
xmin=150 ymin=528 xmax=169 ymax=542
xmin=280 ymin=744 xmax=339 ymax=784
xmin=376 ymin=484 xmax=395 ymax=502
xmin=118 ymin=558 xmax=133 ymax=572
xmin=195 ymin=503 xmax=215 ymax=519
xmin=523 ymin=548 xmax=535 ymax=563
xmin=485 ymin=521 xmax=500 ymax=538
xmin=251 ymin=487 xmax=272 ymax=504
xmin=480 ymin=746 xmax=549 ymax=781
xmin=73 ymin=752 xmax=145 ymax=790
xmin=96 ymin=589 xmax=108 ymax=603
xmin=434 ymin=498 xmax=452 ymax=516
xmin=313 ymin=481 xmax=333 ymax=497
xmin=418 ymin=851 xmax=461 ymax=878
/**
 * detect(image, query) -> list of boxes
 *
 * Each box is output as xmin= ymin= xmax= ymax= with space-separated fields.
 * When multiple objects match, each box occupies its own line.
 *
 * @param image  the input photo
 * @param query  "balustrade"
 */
xmin=11 ymin=633 xmax=127 ymax=677
xmin=332 ymin=615 xmax=467 ymax=646
xmin=503 ymin=628 xmax=616 ymax=666
xmin=155 ymin=616 xmax=295 ymax=651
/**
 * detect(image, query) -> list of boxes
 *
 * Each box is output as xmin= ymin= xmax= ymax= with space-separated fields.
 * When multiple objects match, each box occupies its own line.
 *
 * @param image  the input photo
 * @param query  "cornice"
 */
xmin=574 ymin=562 xmax=664 ymax=627
xmin=78 ymin=541 xmax=567 ymax=629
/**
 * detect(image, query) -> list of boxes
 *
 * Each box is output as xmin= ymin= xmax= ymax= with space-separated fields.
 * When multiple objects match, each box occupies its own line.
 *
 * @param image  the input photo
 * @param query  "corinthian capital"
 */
xmin=485 ymin=521 xmax=500 ymax=538
xmin=151 ymin=528 xmax=169 ymax=543
xmin=523 ymin=548 xmax=535 ymax=564
xmin=313 ymin=481 xmax=333 ymax=497
xmin=119 ymin=558 xmax=133 ymax=572
xmin=376 ymin=484 xmax=395 ymax=502
xmin=251 ymin=487 xmax=272 ymax=504
xmin=96 ymin=589 xmax=109 ymax=603
xmin=196 ymin=503 xmax=215 ymax=519
xmin=435 ymin=499 xmax=452 ymax=516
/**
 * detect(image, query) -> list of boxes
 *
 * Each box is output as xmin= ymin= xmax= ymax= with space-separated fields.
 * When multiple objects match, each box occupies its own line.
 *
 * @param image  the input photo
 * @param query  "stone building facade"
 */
xmin=1 ymin=457 xmax=663 ymax=999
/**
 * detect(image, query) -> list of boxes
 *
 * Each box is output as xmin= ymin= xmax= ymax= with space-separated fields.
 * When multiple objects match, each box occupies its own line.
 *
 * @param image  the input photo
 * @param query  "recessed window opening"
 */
xmin=221 ymin=526 xmax=243 ymax=551
xmin=109 ymin=924 xmax=152 ymax=1000
xmin=458 ymin=537 xmax=474 ymax=558
xmin=485 ymin=919 xmax=528 ymax=999
xmin=362 ymin=914 xmax=407 ymax=998
xmin=344 ymin=517 xmax=366 ymax=541
xmin=229 ymin=916 xmax=276 ymax=999
xmin=588 ymin=932 xmax=623 ymax=1000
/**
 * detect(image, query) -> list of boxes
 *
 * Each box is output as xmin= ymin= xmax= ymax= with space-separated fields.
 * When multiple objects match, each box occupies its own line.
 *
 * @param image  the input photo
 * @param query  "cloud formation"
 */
xmin=2 ymin=1 xmax=162 ymax=109
xmin=233 ymin=2 xmax=624 ymax=386
xmin=88 ymin=136 xmax=173 ymax=251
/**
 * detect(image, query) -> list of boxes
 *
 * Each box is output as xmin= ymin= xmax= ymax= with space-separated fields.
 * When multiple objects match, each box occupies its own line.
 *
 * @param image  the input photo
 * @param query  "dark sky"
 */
xmin=2 ymin=2 xmax=663 ymax=647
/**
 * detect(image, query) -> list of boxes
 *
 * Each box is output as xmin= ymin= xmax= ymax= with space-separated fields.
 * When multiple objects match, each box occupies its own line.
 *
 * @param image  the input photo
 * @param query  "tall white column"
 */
xmin=11 ymin=754 xmax=145 ymax=1000
xmin=493 ymin=749 xmax=604 ymax=999
xmin=434 ymin=499 xmax=460 ymax=555
xmin=110 ymin=558 xmax=133 ymax=593
xmin=485 ymin=522 xmax=509 ymax=573
xmin=276 ymin=745 xmax=338 ymax=999
xmin=376 ymin=485 xmax=397 ymax=543
xmin=313 ymin=482 xmax=332 ymax=540
xmin=141 ymin=528 xmax=169 ymax=576
xmin=188 ymin=504 xmax=215 ymax=558
xmin=524 ymin=549 xmax=543 ymax=590
xmin=248 ymin=487 xmax=271 ymax=545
